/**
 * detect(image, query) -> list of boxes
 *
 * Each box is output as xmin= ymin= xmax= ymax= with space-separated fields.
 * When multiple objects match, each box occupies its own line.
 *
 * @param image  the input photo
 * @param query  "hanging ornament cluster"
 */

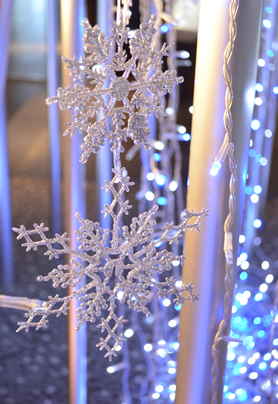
xmin=13 ymin=4 xmax=208 ymax=361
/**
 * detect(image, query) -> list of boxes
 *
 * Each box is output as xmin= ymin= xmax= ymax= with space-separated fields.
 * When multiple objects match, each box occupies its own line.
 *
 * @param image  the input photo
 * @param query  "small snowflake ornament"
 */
xmin=13 ymin=10 xmax=207 ymax=360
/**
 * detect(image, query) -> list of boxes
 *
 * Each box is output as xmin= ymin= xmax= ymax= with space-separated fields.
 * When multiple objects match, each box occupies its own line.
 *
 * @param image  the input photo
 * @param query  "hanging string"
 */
xmin=211 ymin=0 xmax=239 ymax=403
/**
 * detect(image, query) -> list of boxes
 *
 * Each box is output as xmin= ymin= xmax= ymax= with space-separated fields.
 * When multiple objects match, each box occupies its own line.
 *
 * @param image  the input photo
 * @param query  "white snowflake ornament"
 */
xmin=46 ymin=15 xmax=183 ymax=162
xmin=13 ymin=12 xmax=207 ymax=360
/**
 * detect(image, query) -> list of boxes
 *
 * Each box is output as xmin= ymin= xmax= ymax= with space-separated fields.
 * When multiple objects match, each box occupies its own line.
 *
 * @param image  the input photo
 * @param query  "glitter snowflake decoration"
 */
xmin=45 ymin=14 xmax=183 ymax=163
xmin=13 ymin=11 xmax=208 ymax=360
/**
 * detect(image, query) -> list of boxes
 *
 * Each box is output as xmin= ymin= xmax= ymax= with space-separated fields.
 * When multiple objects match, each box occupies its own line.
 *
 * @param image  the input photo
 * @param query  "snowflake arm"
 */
xmin=154 ymin=207 xmax=210 ymax=246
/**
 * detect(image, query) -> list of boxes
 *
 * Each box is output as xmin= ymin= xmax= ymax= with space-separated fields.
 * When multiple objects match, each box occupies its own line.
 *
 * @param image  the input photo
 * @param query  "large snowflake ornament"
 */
xmin=13 ymin=165 xmax=207 ymax=360
xmin=13 ymin=9 xmax=208 ymax=360
xmin=46 ymin=15 xmax=183 ymax=162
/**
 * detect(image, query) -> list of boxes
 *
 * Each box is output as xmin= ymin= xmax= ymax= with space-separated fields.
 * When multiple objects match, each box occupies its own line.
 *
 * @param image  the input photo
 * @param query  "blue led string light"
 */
xmin=223 ymin=2 xmax=278 ymax=402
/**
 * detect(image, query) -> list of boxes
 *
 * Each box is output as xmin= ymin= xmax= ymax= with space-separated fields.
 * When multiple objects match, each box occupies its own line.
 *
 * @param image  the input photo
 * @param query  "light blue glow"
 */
xmin=266 ymin=6 xmax=273 ymax=13
xmin=258 ymin=362 xmax=267 ymax=370
xmin=253 ymin=219 xmax=262 ymax=228
xmin=258 ymin=330 xmax=265 ymax=338
xmin=237 ymin=389 xmax=248 ymax=402
xmin=183 ymin=133 xmax=191 ymax=141
xmin=255 ymin=154 xmax=262 ymax=162
xmin=155 ymin=174 xmax=166 ymax=186
xmin=262 ymin=19 xmax=271 ymax=28
xmin=248 ymin=149 xmax=256 ymax=158
xmin=154 ymin=239 xmax=162 ymax=247
xmin=245 ymin=186 xmax=252 ymax=194
xmin=254 ymin=293 xmax=263 ymax=301
xmin=255 ymin=83 xmax=263 ymax=92
xmin=251 ymin=119 xmax=260 ymax=130
xmin=264 ymin=353 xmax=271 ymax=361
xmin=240 ymin=272 xmax=247 ymax=280
xmin=153 ymin=153 xmax=162 ymax=162
xmin=157 ymin=197 xmax=167 ymax=206
xmin=234 ymin=316 xmax=241 ymax=324
xmin=273 ymin=338 xmax=278 ymax=346
xmin=254 ymin=317 xmax=261 ymax=325
xmin=267 ymin=50 xmax=274 ymax=57
xmin=273 ymin=86 xmax=278 ymax=94
xmin=254 ymin=185 xmax=262 ymax=194
xmin=161 ymin=24 xmax=168 ymax=33
xmin=174 ymin=304 xmax=181 ymax=311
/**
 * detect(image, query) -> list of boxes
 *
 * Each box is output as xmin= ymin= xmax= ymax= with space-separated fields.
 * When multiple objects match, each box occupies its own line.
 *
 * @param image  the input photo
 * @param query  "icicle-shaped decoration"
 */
xmin=13 ymin=7 xmax=208 ymax=360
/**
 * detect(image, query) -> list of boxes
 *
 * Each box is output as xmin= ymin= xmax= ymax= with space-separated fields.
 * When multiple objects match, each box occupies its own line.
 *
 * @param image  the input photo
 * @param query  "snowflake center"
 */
xmin=111 ymin=77 xmax=130 ymax=101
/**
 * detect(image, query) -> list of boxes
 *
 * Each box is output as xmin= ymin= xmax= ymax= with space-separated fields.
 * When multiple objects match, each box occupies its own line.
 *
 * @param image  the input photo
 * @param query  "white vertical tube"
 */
xmin=0 ymin=0 xmax=14 ymax=285
xmin=47 ymin=0 xmax=61 ymax=235
xmin=60 ymin=1 xmax=87 ymax=403
xmin=175 ymin=1 xmax=263 ymax=403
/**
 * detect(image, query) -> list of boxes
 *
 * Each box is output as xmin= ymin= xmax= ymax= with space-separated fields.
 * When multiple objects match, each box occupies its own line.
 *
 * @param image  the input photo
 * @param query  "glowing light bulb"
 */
xmin=160 ymin=24 xmax=168 ymax=33
xmin=163 ymin=299 xmax=171 ymax=307
xmin=254 ymin=185 xmax=262 ymax=194
xmin=169 ymin=181 xmax=178 ymax=192
xmin=260 ymin=157 xmax=267 ymax=166
xmin=254 ymin=293 xmax=263 ymax=301
xmin=154 ymin=141 xmax=164 ymax=150
xmin=254 ymin=96 xmax=263 ymax=105
xmin=157 ymin=197 xmax=167 ymax=206
xmin=183 ymin=133 xmax=191 ymax=141
xmin=210 ymin=161 xmax=221 ymax=176
xmin=145 ymin=191 xmax=154 ymax=201
xmin=251 ymin=194 xmax=259 ymax=203
xmin=166 ymin=107 xmax=174 ymax=115
xmin=117 ymin=290 xmax=124 ymax=300
xmin=146 ymin=172 xmax=155 ymax=181
xmin=124 ymin=329 xmax=134 ymax=338
xmin=266 ymin=274 xmax=274 ymax=283
xmin=261 ymin=261 xmax=269 ymax=270
xmin=259 ymin=283 xmax=268 ymax=292
xmin=189 ymin=106 xmax=193 ymax=114
xmin=144 ymin=344 xmax=153 ymax=352
xmin=180 ymin=50 xmax=190 ymax=59
xmin=263 ymin=19 xmax=271 ymax=28
xmin=253 ymin=219 xmax=262 ymax=228
xmin=251 ymin=119 xmax=260 ymax=130
xmin=265 ymin=129 xmax=272 ymax=137
xmin=255 ymin=83 xmax=263 ymax=92
xmin=168 ymin=319 xmax=177 ymax=328
xmin=152 ymin=392 xmax=160 ymax=399
xmin=258 ymin=58 xmax=265 ymax=67
xmin=241 ymin=261 xmax=249 ymax=270
xmin=177 ymin=125 xmax=186 ymax=134
xmin=239 ymin=235 xmax=245 ymax=243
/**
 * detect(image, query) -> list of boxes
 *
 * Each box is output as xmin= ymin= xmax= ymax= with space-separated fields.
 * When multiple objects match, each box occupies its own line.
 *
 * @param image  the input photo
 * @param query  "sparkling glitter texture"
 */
xmin=13 ymin=12 xmax=207 ymax=360
xmin=45 ymin=15 xmax=183 ymax=163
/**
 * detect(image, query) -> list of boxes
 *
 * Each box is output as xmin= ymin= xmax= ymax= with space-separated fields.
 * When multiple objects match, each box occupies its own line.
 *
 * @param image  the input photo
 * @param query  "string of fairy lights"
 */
xmin=223 ymin=2 xmax=278 ymax=403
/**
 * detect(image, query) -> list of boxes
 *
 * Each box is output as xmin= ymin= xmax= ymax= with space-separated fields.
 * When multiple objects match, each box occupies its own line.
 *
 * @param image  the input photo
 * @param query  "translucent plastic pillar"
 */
xmin=0 ymin=0 xmax=14 ymax=285
xmin=47 ymin=0 xmax=61 ymax=235
xmin=175 ymin=1 xmax=263 ymax=403
xmin=96 ymin=0 xmax=112 ymax=230
xmin=60 ymin=1 xmax=87 ymax=403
